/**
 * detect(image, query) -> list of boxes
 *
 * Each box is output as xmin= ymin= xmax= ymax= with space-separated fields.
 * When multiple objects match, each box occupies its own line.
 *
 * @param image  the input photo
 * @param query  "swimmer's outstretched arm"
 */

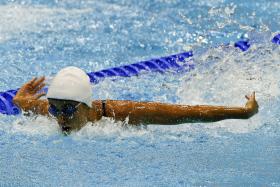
xmin=104 ymin=93 xmax=259 ymax=125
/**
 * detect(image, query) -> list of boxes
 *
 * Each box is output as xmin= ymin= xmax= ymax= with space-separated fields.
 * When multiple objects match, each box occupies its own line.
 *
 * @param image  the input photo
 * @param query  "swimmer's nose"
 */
xmin=57 ymin=115 xmax=67 ymax=125
xmin=57 ymin=117 xmax=71 ymax=132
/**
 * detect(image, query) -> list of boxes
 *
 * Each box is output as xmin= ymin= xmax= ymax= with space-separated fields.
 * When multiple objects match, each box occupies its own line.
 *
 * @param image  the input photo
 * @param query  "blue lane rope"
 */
xmin=0 ymin=34 xmax=279 ymax=115
xmin=234 ymin=40 xmax=250 ymax=52
xmin=87 ymin=51 xmax=193 ymax=84
xmin=271 ymin=33 xmax=280 ymax=45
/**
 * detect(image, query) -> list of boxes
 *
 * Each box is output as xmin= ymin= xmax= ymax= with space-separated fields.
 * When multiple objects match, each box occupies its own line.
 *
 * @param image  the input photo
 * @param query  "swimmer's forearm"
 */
xmin=13 ymin=98 xmax=49 ymax=116
xmin=105 ymin=100 xmax=254 ymax=125
xmin=170 ymin=105 xmax=252 ymax=123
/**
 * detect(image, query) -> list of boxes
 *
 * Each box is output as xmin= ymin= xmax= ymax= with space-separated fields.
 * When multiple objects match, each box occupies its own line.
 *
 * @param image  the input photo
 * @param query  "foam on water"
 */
xmin=178 ymin=32 xmax=280 ymax=133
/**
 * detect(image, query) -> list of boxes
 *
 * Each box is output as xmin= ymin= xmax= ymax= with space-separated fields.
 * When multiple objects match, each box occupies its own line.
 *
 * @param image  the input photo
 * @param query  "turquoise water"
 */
xmin=0 ymin=0 xmax=279 ymax=186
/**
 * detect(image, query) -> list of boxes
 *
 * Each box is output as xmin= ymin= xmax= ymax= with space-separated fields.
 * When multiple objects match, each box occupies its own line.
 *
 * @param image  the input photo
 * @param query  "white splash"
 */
xmin=177 ymin=35 xmax=280 ymax=134
xmin=72 ymin=117 xmax=150 ymax=141
xmin=8 ymin=115 xmax=60 ymax=136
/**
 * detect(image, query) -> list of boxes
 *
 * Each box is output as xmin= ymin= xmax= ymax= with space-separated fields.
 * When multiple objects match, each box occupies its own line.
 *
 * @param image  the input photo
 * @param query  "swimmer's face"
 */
xmin=48 ymin=99 xmax=88 ymax=133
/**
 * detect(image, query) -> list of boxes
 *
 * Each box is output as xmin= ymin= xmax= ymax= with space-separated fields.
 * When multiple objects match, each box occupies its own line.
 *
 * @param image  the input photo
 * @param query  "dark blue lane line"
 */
xmin=122 ymin=65 xmax=138 ymax=76
xmin=101 ymin=69 xmax=117 ymax=77
xmin=0 ymin=94 xmax=12 ymax=115
xmin=234 ymin=40 xmax=250 ymax=51
xmin=272 ymin=34 xmax=280 ymax=45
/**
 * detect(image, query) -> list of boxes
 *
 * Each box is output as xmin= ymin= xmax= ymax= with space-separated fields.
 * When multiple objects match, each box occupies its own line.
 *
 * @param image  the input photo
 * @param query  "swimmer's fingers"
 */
xmin=18 ymin=77 xmax=45 ymax=95
xmin=17 ymin=77 xmax=36 ymax=95
xmin=31 ymin=76 xmax=45 ymax=89
xmin=22 ymin=77 xmax=39 ymax=89
xmin=21 ymin=77 xmax=36 ymax=89
xmin=252 ymin=92 xmax=256 ymax=99
xmin=34 ymin=92 xmax=46 ymax=99
xmin=245 ymin=92 xmax=255 ymax=100
xmin=28 ymin=77 xmax=37 ymax=85
xmin=33 ymin=83 xmax=46 ymax=93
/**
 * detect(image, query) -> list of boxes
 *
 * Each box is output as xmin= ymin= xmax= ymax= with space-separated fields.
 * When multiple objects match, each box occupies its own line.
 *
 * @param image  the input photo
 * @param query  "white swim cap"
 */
xmin=47 ymin=66 xmax=92 ymax=107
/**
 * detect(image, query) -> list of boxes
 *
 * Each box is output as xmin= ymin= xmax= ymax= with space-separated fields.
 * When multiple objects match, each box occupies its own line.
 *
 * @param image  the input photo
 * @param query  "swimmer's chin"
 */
xmin=60 ymin=125 xmax=71 ymax=135
xmin=60 ymin=125 xmax=83 ymax=135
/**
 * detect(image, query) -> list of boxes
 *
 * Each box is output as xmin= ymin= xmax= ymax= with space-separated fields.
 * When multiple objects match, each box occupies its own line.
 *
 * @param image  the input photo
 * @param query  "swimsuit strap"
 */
xmin=101 ymin=100 xmax=107 ymax=117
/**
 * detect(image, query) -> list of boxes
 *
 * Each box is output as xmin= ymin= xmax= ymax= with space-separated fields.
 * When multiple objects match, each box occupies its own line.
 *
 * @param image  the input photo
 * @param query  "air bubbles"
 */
xmin=237 ymin=33 xmax=249 ymax=40
xmin=196 ymin=35 xmax=208 ymax=44
xmin=224 ymin=4 xmax=237 ymax=16
xmin=139 ymin=42 xmax=145 ymax=48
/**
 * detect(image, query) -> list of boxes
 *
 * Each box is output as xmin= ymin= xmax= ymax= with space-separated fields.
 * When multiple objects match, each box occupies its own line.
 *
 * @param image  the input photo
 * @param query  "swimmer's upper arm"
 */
xmin=104 ymin=100 xmax=166 ymax=125
xmin=87 ymin=100 xmax=104 ymax=122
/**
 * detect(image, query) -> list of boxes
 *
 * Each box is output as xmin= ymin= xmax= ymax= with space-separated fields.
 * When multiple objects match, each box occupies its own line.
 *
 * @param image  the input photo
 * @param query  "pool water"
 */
xmin=0 ymin=0 xmax=279 ymax=186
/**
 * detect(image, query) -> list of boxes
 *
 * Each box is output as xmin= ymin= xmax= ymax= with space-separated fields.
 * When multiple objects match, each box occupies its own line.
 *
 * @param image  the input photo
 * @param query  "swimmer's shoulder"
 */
xmin=88 ymin=100 xmax=104 ymax=122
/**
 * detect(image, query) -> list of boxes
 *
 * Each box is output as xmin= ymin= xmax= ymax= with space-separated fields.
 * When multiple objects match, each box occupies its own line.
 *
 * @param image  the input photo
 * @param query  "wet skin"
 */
xmin=48 ymin=99 xmax=90 ymax=133
xmin=13 ymin=76 xmax=259 ymax=134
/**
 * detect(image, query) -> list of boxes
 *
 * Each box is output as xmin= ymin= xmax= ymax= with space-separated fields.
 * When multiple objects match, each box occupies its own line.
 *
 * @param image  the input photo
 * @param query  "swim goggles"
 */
xmin=48 ymin=102 xmax=81 ymax=117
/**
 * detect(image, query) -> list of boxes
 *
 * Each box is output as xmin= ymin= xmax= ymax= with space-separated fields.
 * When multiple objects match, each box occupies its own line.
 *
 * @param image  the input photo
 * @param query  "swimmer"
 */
xmin=13 ymin=66 xmax=258 ymax=133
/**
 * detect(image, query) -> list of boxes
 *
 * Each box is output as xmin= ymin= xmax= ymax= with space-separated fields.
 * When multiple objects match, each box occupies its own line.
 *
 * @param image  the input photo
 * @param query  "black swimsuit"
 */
xmin=101 ymin=100 xmax=107 ymax=117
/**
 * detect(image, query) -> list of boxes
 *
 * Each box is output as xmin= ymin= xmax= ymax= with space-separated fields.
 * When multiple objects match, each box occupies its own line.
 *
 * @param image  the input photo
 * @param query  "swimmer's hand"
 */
xmin=13 ymin=77 xmax=48 ymax=115
xmin=244 ymin=92 xmax=259 ymax=117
